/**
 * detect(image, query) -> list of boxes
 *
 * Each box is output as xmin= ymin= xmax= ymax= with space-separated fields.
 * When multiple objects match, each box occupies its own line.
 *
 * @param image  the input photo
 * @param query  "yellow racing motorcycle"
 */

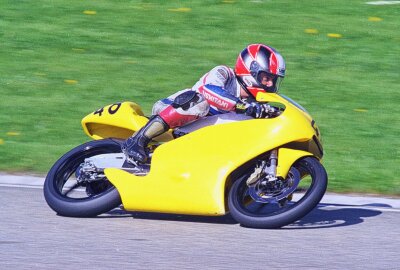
xmin=44 ymin=92 xmax=327 ymax=229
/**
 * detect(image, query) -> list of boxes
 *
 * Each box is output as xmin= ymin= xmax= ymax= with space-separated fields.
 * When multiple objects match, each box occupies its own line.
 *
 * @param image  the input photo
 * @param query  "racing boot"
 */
xmin=122 ymin=115 xmax=169 ymax=164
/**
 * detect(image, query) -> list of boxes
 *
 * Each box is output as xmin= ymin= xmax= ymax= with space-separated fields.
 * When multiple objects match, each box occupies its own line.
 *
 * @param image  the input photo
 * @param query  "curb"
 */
xmin=1 ymin=173 xmax=400 ymax=209
xmin=0 ymin=173 xmax=45 ymax=188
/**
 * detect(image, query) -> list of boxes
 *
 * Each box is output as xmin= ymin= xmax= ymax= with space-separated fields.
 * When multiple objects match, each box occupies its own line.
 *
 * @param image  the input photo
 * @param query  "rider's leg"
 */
xmin=122 ymin=90 xmax=209 ymax=163
xmin=122 ymin=115 xmax=169 ymax=163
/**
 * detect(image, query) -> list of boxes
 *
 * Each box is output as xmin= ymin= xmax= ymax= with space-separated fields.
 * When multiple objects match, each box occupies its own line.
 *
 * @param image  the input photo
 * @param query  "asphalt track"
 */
xmin=1 ymin=174 xmax=400 ymax=269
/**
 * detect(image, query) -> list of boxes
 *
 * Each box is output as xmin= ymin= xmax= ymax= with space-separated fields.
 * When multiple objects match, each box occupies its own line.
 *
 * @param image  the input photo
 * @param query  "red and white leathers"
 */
xmin=123 ymin=44 xmax=286 ymax=163
xmin=153 ymin=65 xmax=243 ymax=128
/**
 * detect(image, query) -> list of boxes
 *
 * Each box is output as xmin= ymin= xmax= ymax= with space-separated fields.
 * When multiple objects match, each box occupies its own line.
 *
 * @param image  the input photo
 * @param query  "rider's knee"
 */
xmin=173 ymin=91 xmax=198 ymax=109
xmin=172 ymin=91 xmax=209 ymax=117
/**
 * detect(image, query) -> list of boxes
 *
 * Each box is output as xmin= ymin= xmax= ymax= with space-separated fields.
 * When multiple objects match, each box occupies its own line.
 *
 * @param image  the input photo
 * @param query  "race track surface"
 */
xmin=0 ymin=177 xmax=400 ymax=269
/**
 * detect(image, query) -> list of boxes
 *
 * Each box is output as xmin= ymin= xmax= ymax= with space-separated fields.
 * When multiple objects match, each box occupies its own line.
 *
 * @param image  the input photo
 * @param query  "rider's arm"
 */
xmin=198 ymin=84 xmax=240 ymax=112
xmin=194 ymin=66 xmax=241 ymax=113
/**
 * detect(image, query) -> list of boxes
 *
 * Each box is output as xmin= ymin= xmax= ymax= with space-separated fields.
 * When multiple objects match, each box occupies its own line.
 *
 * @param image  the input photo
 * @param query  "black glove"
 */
xmin=246 ymin=102 xmax=274 ymax=118
xmin=236 ymin=101 xmax=279 ymax=118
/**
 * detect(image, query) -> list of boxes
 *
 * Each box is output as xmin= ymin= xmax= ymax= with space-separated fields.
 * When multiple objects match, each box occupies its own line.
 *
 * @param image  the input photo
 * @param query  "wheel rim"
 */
xmin=233 ymin=159 xmax=318 ymax=218
xmin=53 ymin=145 xmax=120 ymax=201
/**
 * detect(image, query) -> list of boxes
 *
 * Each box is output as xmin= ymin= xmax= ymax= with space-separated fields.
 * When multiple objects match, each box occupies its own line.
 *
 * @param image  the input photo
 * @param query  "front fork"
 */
xmin=246 ymin=148 xmax=301 ymax=205
xmin=246 ymin=149 xmax=278 ymax=186
xmin=263 ymin=149 xmax=278 ymax=182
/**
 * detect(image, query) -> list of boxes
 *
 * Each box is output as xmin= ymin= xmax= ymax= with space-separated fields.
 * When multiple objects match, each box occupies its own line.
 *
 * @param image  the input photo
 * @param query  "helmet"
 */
xmin=235 ymin=44 xmax=286 ymax=97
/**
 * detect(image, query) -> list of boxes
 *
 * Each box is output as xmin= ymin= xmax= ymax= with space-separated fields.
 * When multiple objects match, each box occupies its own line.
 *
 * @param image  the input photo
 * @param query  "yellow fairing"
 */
xmin=82 ymin=102 xmax=148 ymax=140
xmin=104 ymin=93 xmax=320 ymax=216
xmin=81 ymin=102 xmax=173 ymax=141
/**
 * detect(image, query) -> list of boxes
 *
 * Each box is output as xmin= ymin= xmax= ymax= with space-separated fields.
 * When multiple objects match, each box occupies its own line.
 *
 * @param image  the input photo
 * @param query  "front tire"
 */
xmin=228 ymin=157 xmax=328 ymax=229
xmin=44 ymin=139 xmax=122 ymax=217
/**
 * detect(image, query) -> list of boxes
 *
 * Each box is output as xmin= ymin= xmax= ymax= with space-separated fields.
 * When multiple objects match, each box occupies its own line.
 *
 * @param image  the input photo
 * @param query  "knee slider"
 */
xmin=172 ymin=90 xmax=201 ymax=110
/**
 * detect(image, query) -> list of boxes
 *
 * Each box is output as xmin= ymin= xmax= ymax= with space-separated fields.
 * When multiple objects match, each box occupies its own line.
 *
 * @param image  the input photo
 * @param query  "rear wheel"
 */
xmin=228 ymin=156 xmax=327 ymax=229
xmin=43 ymin=139 xmax=122 ymax=217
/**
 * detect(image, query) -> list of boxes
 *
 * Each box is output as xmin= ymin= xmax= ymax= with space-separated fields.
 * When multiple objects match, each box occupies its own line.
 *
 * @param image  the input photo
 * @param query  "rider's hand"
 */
xmin=235 ymin=101 xmax=248 ymax=114
xmin=244 ymin=102 xmax=272 ymax=118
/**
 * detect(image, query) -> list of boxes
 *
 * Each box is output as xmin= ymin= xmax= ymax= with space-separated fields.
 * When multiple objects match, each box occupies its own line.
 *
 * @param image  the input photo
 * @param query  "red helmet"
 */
xmin=235 ymin=44 xmax=286 ymax=97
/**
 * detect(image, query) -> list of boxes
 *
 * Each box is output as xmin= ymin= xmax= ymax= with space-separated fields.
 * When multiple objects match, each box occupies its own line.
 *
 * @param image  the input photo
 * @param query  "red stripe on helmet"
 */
xmin=247 ymin=44 xmax=260 ymax=60
xmin=234 ymin=55 xmax=250 ymax=75
xmin=269 ymin=53 xmax=278 ymax=74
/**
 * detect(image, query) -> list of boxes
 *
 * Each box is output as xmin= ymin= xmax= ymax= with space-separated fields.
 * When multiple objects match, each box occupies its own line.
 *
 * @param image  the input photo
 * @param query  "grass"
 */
xmin=0 ymin=0 xmax=399 ymax=194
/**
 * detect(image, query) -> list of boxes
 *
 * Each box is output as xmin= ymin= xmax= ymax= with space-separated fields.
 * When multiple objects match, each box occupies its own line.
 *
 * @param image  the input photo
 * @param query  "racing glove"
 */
xmin=236 ymin=101 xmax=275 ymax=118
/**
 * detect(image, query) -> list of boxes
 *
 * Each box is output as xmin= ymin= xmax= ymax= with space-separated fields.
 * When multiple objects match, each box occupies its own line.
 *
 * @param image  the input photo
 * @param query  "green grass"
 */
xmin=0 ymin=0 xmax=399 ymax=194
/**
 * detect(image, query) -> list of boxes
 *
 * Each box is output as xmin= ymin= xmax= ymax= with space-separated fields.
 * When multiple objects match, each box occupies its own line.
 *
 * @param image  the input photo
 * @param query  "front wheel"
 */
xmin=228 ymin=156 xmax=328 ymax=229
xmin=43 ymin=139 xmax=122 ymax=217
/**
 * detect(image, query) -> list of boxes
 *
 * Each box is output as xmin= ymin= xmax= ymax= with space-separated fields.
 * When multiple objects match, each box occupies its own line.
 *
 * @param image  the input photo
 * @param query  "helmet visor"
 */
xmin=256 ymin=71 xmax=283 ymax=93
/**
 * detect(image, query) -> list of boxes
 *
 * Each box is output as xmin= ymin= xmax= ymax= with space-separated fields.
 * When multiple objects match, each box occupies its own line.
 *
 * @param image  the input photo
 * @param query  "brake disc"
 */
xmin=248 ymin=167 xmax=301 ymax=203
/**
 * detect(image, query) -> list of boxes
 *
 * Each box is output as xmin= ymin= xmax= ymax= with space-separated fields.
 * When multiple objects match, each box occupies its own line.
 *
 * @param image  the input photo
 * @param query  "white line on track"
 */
xmin=366 ymin=1 xmax=400 ymax=4
xmin=320 ymin=204 xmax=400 ymax=213
xmin=0 ymin=183 xmax=43 ymax=189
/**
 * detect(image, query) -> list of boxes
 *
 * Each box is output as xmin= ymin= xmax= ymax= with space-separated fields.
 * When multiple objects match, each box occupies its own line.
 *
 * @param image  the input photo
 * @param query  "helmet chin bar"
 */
xmin=237 ymin=76 xmax=256 ymax=100
xmin=236 ymin=74 xmax=280 ymax=99
xmin=262 ymin=85 xmax=278 ymax=93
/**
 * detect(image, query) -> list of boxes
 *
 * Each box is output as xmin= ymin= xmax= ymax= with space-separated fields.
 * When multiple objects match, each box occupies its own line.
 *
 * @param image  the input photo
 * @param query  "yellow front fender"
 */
xmin=277 ymin=148 xmax=312 ymax=179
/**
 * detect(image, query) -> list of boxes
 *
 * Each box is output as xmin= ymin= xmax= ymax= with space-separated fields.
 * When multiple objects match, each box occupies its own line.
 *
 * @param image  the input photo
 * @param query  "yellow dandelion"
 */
xmin=125 ymin=60 xmax=136 ymax=64
xmin=305 ymin=52 xmax=319 ymax=56
xmin=305 ymin=28 xmax=319 ymax=34
xmin=327 ymin=33 xmax=342 ymax=38
xmin=354 ymin=109 xmax=368 ymax=112
xmin=72 ymin=48 xmax=85 ymax=52
xmin=168 ymin=7 xmax=191 ymax=12
xmin=368 ymin=17 xmax=383 ymax=22
xmin=131 ymin=3 xmax=154 ymax=10
xmin=6 ymin=132 xmax=20 ymax=136
xmin=64 ymin=79 xmax=78 ymax=84
xmin=0 ymin=139 xmax=4 ymax=145
xmin=34 ymin=72 xmax=47 ymax=76
xmin=83 ymin=10 xmax=97 ymax=15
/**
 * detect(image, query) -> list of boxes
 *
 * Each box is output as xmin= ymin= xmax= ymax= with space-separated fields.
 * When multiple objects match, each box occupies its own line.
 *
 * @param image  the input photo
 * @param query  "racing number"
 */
xmin=94 ymin=102 xmax=122 ymax=116
xmin=93 ymin=107 xmax=104 ymax=116
xmin=108 ymin=103 xmax=121 ymax=114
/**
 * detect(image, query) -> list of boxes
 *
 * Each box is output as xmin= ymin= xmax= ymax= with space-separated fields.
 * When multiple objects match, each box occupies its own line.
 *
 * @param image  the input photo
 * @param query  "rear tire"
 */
xmin=228 ymin=157 xmax=327 ymax=229
xmin=43 ymin=139 xmax=122 ymax=217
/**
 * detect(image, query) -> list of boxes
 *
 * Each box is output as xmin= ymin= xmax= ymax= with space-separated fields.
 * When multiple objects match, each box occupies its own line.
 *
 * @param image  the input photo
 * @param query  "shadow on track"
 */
xmin=283 ymin=203 xmax=384 ymax=230
xmin=97 ymin=203 xmax=386 ymax=229
xmin=98 ymin=208 xmax=238 ymax=224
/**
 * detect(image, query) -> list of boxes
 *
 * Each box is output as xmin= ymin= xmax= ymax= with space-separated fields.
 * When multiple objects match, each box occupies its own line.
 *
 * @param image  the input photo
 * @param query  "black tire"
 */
xmin=228 ymin=156 xmax=328 ymax=229
xmin=43 ymin=139 xmax=122 ymax=217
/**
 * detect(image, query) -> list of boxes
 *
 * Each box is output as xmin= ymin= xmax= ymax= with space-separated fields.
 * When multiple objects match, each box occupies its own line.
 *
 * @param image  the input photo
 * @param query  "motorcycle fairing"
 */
xmin=81 ymin=102 xmax=173 ymax=142
xmin=104 ymin=93 xmax=319 ymax=216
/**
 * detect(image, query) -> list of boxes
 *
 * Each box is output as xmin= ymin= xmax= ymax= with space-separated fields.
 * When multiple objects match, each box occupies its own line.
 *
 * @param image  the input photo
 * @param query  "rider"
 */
xmin=122 ymin=43 xmax=286 ymax=163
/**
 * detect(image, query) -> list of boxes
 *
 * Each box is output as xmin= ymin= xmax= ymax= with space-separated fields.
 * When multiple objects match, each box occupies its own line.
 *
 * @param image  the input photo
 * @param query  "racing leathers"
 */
xmin=152 ymin=65 xmax=243 ymax=120
xmin=122 ymin=65 xmax=250 ymax=163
